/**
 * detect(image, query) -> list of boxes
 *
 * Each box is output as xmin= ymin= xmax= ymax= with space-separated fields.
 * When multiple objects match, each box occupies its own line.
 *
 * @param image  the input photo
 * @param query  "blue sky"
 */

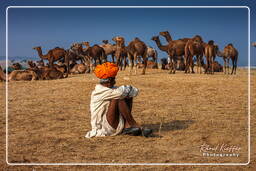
xmin=0 ymin=0 xmax=255 ymax=66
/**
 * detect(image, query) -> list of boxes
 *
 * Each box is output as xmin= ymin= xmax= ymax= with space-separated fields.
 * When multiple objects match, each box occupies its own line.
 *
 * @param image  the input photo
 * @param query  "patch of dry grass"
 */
xmin=0 ymin=68 xmax=255 ymax=170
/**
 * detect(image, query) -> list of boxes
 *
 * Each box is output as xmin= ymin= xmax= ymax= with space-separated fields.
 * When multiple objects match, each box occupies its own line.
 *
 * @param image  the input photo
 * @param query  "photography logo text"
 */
xmin=199 ymin=143 xmax=241 ymax=157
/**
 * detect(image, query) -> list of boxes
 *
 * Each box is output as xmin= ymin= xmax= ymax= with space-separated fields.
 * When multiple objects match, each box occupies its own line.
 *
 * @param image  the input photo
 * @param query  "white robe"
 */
xmin=85 ymin=84 xmax=139 ymax=138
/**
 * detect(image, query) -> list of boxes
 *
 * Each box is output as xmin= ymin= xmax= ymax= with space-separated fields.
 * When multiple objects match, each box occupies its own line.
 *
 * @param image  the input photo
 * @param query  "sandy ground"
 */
xmin=0 ymin=68 xmax=255 ymax=170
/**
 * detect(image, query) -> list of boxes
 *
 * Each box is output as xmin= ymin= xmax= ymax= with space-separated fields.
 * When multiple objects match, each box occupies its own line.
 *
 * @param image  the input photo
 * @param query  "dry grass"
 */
xmin=0 ymin=68 xmax=255 ymax=170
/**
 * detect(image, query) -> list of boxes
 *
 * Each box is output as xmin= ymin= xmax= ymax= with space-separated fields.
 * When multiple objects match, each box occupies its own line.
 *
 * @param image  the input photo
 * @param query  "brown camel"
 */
xmin=82 ymin=42 xmax=107 ymax=71
xmin=146 ymin=46 xmax=158 ymax=68
xmin=160 ymin=31 xmax=189 ymax=71
xmin=100 ymin=40 xmax=116 ymax=63
xmin=151 ymin=36 xmax=169 ymax=54
xmin=160 ymin=31 xmax=191 ymax=44
xmin=167 ymin=39 xmax=187 ymax=74
xmin=152 ymin=36 xmax=185 ymax=73
xmin=33 ymin=46 xmax=69 ymax=75
xmin=27 ymin=60 xmax=65 ymax=80
xmin=184 ymin=35 xmax=204 ymax=74
xmin=70 ymin=63 xmax=89 ymax=74
xmin=112 ymin=36 xmax=127 ymax=71
xmin=0 ymin=66 xmax=6 ymax=81
xmin=8 ymin=70 xmax=38 ymax=81
xmin=66 ymin=43 xmax=88 ymax=66
xmin=138 ymin=60 xmax=158 ymax=69
xmin=219 ymin=43 xmax=238 ymax=74
xmin=126 ymin=37 xmax=148 ymax=75
xmin=11 ymin=63 xmax=23 ymax=70
xmin=252 ymin=42 xmax=256 ymax=47
xmin=204 ymin=40 xmax=219 ymax=74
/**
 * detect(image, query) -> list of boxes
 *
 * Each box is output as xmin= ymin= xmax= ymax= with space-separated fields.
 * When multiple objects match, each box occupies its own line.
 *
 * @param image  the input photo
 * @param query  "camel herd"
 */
xmin=0 ymin=31 xmax=245 ymax=82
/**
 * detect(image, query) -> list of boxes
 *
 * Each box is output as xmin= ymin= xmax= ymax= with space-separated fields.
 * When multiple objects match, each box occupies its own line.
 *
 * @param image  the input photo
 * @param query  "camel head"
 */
xmin=193 ymin=35 xmax=203 ymax=43
xmin=208 ymin=40 xmax=214 ymax=45
xmin=102 ymin=40 xmax=109 ymax=44
xmin=27 ymin=60 xmax=36 ymax=68
xmin=112 ymin=36 xmax=124 ymax=43
xmin=252 ymin=42 xmax=256 ymax=47
xmin=159 ymin=31 xmax=169 ymax=37
xmin=227 ymin=43 xmax=233 ymax=47
xmin=151 ymin=36 xmax=159 ymax=41
xmin=12 ymin=63 xmax=22 ymax=70
xmin=82 ymin=42 xmax=90 ymax=47
xmin=32 ymin=46 xmax=41 ymax=51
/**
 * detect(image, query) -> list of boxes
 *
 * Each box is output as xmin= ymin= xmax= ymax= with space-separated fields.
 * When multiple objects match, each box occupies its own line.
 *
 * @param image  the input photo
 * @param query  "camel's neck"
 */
xmin=153 ymin=39 xmax=168 ymax=52
xmin=36 ymin=48 xmax=48 ymax=59
xmin=164 ymin=34 xmax=172 ymax=43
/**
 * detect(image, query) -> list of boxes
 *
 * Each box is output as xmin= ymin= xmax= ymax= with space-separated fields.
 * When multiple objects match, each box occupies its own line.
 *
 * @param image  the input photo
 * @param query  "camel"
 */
xmin=218 ymin=43 xmax=238 ymax=74
xmin=160 ymin=31 xmax=190 ymax=70
xmin=252 ymin=42 xmax=256 ymax=47
xmin=33 ymin=46 xmax=69 ymax=75
xmin=204 ymin=40 xmax=219 ymax=74
xmin=100 ymin=40 xmax=116 ymax=63
xmin=203 ymin=61 xmax=223 ymax=72
xmin=159 ymin=31 xmax=191 ymax=44
xmin=66 ymin=43 xmax=87 ymax=65
xmin=138 ymin=60 xmax=158 ymax=69
xmin=27 ymin=60 xmax=65 ymax=80
xmin=147 ymin=46 xmax=158 ymax=68
xmin=184 ymin=35 xmax=204 ymax=74
xmin=8 ymin=70 xmax=38 ymax=81
xmin=11 ymin=63 xmax=23 ymax=70
xmin=151 ymin=36 xmax=169 ymax=54
xmin=126 ymin=37 xmax=148 ymax=75
xmin=112 ymin=36 xmax=127 ymax=71
xmin=82 ymin=42 xmax=107 ymax=71
xmin=70 ymin=62 xmax=89 ymax=74
xmin=152 ymin=36 xmax=185 ymax=73
xmin=0 ymin=66 xmax=6 ymax=81
xmin=167 ymin=39 xmax=187 ymax=74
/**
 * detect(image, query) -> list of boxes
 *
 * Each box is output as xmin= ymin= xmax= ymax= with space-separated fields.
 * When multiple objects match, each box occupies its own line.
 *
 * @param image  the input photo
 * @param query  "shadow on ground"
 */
xmin=143 ymin=120 xmax=195 ymax=132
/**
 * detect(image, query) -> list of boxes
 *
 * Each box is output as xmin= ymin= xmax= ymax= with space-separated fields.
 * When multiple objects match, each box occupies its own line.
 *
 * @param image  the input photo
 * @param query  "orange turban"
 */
xmin=94 ymin=62 xmax=119 ymax=79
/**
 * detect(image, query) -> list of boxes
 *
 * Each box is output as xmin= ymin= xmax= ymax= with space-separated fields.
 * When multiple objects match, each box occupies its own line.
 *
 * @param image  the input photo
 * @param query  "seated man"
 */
xmin=85 ymin=62 xmax=152 ymax=138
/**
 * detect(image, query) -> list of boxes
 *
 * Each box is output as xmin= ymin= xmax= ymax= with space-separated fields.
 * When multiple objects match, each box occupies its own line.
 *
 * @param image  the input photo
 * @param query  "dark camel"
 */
xmin=82 ymin=42 xmax=107 ymax=71
xmin=184 ymin=35 xmax=204 ymax=74
xmin=220 ymin=43 xmax=238 ymax=74
xmin=126 ymin=37 xmax=148 ymax=75
xmin=27 ymin=60 xmax=65 ymax=80
xmin=112 ymin=36 xmax=127 ymax=71
xmin=33 ymin=46 xmax=69 ymax=76
xmin=152 ymin=35 xmax=185 ymax=73
xmin=204 ymin=40 xmax=219 ymax=74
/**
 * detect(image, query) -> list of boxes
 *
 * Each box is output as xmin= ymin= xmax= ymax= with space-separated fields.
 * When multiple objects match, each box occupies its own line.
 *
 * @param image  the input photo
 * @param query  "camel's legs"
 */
xmin=223 ymin=58 xmax=226 ymax=74
xmin=172 ymin=57 xmax=177 ymax=74
xmin=112 ymin=54 xmax=115 ymax=63
xmin=227 ymin=58 xmax=230 ymax=74
xmin=231 ymin=57 xmax=235 ymax=75
xmin=211 ymin=57 xmax=214 ymax=74
xmin=128 ymin=53 xmax=134 ymax=75
xmin=123 ymin=57 xmax=127 ymax=71
xmin=190 ymin=56 xmax=195 ymax=73
xmin=169 ymin=57 xmax=173 ymax=74
xmin=234 ymin=56 xmax=238 ymax=74
xmin=142 ymin=52 xmax=147 ymax=75
xmin=184 ymin=56 xmax=189 ymax=73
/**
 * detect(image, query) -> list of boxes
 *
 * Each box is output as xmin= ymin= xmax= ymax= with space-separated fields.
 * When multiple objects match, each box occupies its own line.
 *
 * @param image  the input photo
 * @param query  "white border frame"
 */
xmin=5 ymin=6 xmax=251 ymax=166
